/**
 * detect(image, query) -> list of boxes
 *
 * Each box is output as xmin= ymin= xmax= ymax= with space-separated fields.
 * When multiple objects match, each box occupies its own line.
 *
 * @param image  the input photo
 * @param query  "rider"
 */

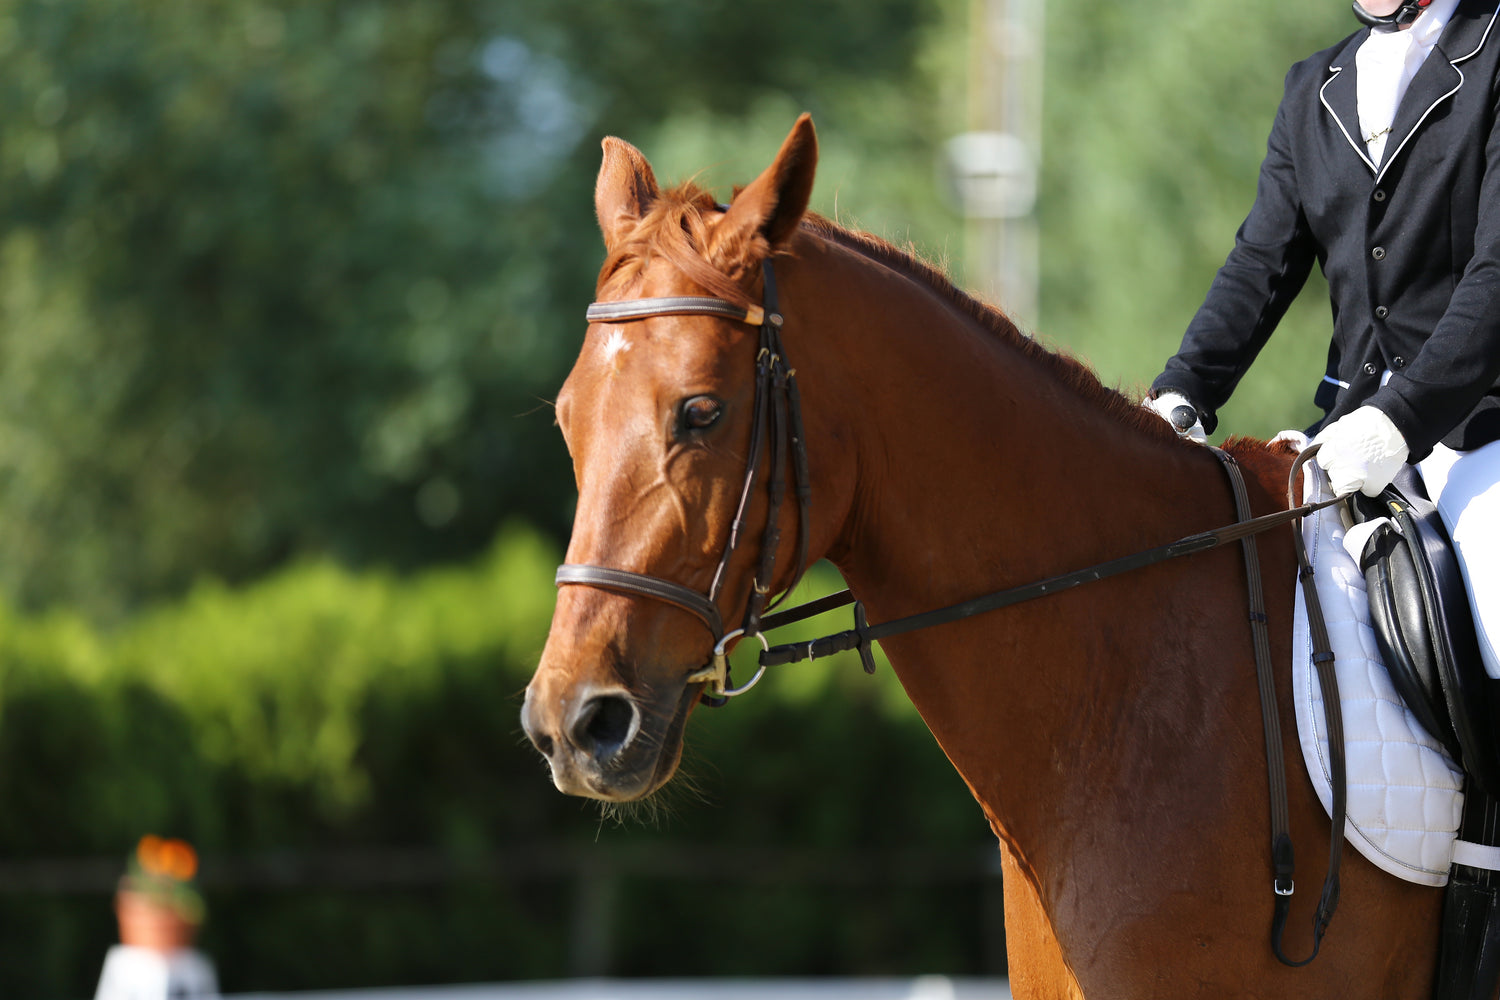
xmin=1144 ymin=0 xmax=1500 ymax=680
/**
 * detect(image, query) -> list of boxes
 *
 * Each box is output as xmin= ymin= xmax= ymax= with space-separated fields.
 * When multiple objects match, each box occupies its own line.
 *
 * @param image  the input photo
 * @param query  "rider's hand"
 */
xmin=1143 ymin=390 xmax=1207 ymax=444
xmin=1312 ymin=405 xmax=1409 ymax=498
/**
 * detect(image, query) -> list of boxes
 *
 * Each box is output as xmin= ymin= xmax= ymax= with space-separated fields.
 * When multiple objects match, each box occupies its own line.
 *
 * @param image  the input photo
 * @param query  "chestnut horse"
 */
xmin=521 ymin=115 xmax=1447 ymax=998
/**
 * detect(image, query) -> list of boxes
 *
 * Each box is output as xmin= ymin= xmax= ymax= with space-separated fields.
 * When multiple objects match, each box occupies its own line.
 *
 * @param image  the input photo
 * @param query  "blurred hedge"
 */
xmin=0 ymin=527 xmax=996 ymax=996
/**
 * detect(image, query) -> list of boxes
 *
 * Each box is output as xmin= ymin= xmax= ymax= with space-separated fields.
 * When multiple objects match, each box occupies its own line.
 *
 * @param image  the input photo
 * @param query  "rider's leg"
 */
xmin=1417 ymin=439 xmax=1500 ymax=679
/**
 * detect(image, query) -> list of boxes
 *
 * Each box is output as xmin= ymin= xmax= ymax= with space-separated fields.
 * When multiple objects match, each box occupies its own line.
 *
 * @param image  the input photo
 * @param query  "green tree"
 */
xmin=1037 ymin=1 xmax=1355 ymax=439
xmin=0 ymin=0 xmax=954 ymax=616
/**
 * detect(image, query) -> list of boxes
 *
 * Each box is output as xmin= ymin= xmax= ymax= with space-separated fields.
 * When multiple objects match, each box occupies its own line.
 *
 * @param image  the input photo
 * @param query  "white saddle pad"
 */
xmin=1286 ymin=436 xmax=1465 ymax=886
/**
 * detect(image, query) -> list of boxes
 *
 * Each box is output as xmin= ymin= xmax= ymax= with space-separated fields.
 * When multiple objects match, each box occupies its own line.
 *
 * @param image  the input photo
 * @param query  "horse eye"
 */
xmin=678 ymin=395 xmax=723 ymax=434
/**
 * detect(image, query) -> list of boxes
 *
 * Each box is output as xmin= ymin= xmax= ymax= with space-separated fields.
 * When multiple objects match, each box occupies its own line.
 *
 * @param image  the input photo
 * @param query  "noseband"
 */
xmin=555 ymin=258 xmax=811 ymax=704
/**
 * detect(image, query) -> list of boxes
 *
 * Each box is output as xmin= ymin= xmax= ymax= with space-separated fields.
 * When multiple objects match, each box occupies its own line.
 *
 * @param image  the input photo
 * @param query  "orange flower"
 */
xmin=135 ymin=835 xmax=198 ymax=881
xmin=159 ymin=839 xmax=198 ymax=881
xmin=135 ymin=835 xmax=165 ymax=875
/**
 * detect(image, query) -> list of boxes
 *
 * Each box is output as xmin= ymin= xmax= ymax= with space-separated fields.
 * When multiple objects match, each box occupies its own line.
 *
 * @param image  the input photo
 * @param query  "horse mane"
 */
xmin=598 ymin=180 xmax=1174 ymax=440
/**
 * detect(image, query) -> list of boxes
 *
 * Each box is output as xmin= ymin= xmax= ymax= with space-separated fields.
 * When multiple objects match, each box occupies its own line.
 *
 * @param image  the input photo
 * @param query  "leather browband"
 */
xmin=586 ymin=297 xmax=764 ymax=326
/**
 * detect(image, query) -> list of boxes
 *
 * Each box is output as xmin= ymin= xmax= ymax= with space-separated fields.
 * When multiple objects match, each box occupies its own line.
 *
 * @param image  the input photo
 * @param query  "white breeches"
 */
xmin=1418 ymin=439 xmax=1500 ymax=680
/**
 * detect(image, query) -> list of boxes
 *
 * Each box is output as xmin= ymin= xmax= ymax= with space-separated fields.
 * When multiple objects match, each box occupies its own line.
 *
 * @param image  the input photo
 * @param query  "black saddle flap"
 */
xmin=1355 ymin=467 xmax=1500 ymax=796
xmin=1361 ymin=520 xmax=1461 ymax=761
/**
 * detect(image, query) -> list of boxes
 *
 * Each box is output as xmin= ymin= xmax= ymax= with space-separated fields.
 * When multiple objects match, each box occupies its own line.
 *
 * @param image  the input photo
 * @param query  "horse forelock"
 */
xmin=597 ymin=182 xmax=760 ymax=308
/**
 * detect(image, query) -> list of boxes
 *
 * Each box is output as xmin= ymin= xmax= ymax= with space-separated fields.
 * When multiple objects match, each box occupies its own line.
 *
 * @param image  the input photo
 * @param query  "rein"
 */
xmin=554 ymin=261 xmax=1351 ymax=967
xmin=751 ymin=462 xmax=1340 ymax=670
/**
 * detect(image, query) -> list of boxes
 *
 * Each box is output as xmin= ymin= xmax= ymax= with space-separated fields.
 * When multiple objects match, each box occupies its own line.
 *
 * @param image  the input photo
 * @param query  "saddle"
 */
xmin=1352 ymin=467 xmax=1500 ymax=796
xmin=1351 ymin=468 xmax=1500 ymax=1000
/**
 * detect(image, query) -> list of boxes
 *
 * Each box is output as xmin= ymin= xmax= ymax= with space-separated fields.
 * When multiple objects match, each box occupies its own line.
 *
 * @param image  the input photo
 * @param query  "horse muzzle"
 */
xmin=521 ymin=679 xmax=690 ymax=801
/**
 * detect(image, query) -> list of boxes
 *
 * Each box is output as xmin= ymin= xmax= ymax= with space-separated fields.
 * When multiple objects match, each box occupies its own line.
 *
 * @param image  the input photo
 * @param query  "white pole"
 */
xmin=950 ymin=0 xmax=1043 ymax=330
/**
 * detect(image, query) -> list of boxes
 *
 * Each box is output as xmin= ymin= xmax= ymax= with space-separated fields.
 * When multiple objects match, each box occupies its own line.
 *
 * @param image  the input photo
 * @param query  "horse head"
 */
xmin=522 ymin=116 xmax=821 ymax=802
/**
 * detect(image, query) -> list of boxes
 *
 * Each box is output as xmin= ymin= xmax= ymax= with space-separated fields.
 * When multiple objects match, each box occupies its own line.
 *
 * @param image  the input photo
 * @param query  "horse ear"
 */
xmin=712 ymin=113 xmax=818 ymax=265
xmin=595 ymin=136 xmax=660 ymax=252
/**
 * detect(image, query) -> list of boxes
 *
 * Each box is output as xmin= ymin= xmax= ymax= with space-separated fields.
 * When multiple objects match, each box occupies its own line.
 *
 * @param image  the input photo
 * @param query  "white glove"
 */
xmin=1312 ymin=405 xmax=1409 ymax=498
xmin=1142 ymin=391 xmax=1207 ymax=443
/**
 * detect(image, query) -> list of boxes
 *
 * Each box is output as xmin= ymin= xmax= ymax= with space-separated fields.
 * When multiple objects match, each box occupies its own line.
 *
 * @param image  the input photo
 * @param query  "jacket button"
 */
xmin=1372 ymin=246 xmax=1386 ymax=260
xmin=1364 ymin=363 xmax=1379 ymax=375
xmin=1394 ymin=356 xmax=1406 ymax=368
xmin=1375 ymin=305 xmax=1389 ymax=319
xmin=1373 ymin=189 xmax=1387 ymax=202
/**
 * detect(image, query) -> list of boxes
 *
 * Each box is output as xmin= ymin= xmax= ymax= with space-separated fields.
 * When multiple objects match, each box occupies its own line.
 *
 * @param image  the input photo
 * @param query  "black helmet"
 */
xmin=1352 ymin=0 xmax=1433 ymax=29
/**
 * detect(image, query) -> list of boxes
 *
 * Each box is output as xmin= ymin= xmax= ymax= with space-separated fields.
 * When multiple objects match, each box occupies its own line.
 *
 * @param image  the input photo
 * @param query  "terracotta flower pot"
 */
xmin=115 ymin=889 xmax=199 ymax=952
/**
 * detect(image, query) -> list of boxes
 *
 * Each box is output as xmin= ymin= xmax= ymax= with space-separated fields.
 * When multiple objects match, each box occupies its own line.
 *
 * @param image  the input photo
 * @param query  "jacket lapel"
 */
xmin=1377 ymin=0 xmax=1500 ymax=181
xmin=1320 ymin=32 xmax=1378 ymax=175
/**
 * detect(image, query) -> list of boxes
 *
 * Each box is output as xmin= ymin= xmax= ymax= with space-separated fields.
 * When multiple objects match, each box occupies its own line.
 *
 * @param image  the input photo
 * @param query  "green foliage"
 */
xmin=3 ymin=0 xmax=548 ymax=613
xmin=0 ymin=546 xmax=994 ymax=995
xmin=1038 ymin=0 xmax=1353 ymax=439
xmin=0 ymin=0 xmax=952 ymax=616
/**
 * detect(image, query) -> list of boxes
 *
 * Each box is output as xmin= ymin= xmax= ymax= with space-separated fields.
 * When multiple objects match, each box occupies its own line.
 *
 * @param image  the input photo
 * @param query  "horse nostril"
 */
xmin=521 ymin=691 xmax=556 ymax=759
xmin=569 ymin=694 xmax=638 ymax=760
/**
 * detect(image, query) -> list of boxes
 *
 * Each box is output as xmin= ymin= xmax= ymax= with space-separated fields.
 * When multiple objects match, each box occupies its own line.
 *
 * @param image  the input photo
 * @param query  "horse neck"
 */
xmin=785 ymin=233 xmax=1277 ymax=867
xmin=787 ymin=233 xmax=1220 ymax=607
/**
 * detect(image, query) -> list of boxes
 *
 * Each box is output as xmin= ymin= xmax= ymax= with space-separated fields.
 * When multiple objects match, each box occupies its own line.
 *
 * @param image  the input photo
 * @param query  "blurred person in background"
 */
xmin=94 ymin=835 xmax=220 ymax=1000
xmin=1143 ymin=0 xmax=1500 ymax=680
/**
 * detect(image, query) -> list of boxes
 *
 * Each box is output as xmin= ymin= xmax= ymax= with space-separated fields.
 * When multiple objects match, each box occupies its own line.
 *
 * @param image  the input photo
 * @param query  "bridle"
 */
xmin=552 ymin=249 xmax=1353 ymax=965
xmin=555 ymin=258 xmax=811 ymax=705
